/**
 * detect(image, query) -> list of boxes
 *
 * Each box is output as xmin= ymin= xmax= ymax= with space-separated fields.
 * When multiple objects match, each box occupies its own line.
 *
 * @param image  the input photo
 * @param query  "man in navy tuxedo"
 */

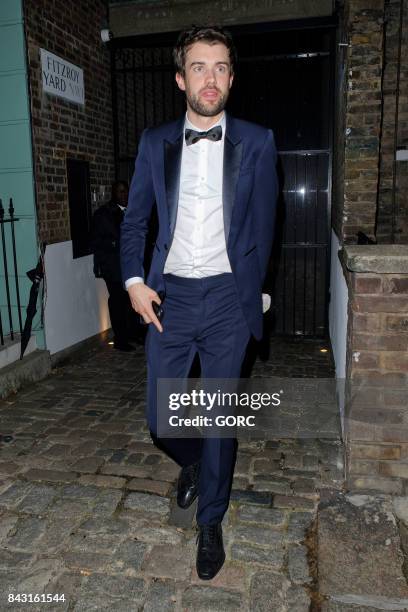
xmin=121 ymin=25 xmax=278 ymax=580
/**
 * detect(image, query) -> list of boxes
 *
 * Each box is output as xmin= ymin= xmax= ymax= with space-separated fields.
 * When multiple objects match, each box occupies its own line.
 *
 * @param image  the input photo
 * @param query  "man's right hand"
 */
xmin=127 ymin=283 xmax=163 ymax=333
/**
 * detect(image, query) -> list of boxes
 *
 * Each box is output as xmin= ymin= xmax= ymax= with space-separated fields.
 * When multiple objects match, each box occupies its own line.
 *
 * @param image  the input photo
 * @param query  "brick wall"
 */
xmin=334 ymin=0 xmax=408 ymax=245
xmin=342 ymin=246 xmax=408 ymax=494
xmin=377 ymin=0 xmax=408 ymax=243
xmin=335 ymin=0 xmax=386 ymax=244
xmin=24 ymin=0 xmax=115 ymax=244
xmin=332 ymin=0 xmax=349 ymax=240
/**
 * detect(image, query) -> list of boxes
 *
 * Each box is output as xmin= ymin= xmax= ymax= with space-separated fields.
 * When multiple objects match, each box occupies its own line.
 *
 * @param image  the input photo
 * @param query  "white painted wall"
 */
xmin=329 ymin=230 xmax=348 ymax=380
xmin=329 ymin=230 xmax=349 ymax=439
xmin=43 ymin=241 xmax=110 ymax=355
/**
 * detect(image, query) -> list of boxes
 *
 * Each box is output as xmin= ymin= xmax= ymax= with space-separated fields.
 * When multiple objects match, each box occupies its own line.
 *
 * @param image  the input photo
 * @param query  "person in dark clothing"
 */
xmin=91 ymin=181 xmax=143 ymax=351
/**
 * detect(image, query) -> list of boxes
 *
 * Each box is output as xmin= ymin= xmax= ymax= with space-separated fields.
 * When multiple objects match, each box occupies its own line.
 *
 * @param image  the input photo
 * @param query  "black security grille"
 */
xmin=274 ymin=150 xmax=330 ymax=336
xmin=0 ymin=199 xmax=22 ymax=345
xmin=111 ymin=20 xmax=335 ymax=337
xmin=111 ymin=45 xmax=184 ymax=181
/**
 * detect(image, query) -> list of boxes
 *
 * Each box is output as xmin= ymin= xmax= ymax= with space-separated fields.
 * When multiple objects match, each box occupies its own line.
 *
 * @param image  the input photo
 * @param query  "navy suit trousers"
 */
xmin=146 ymin=272 xmax=251 ymax=525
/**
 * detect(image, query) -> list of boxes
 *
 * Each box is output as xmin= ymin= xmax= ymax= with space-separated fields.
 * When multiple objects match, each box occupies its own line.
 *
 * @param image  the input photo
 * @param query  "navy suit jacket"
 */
xmin=120 ymin=112 xmax=278 ymax=340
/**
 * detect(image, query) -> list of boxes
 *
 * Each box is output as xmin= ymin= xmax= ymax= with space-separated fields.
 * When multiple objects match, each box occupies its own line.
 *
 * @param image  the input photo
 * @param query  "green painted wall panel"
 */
xmin=0 ymin=274 xmax=42 ymax=343
xmin=0 ymin=276 xmax=43 ymax=349
xmin=0 ymin=276 xmax=32 ymax=309
xmin=0 ymin=170 xmax=35 ymax=216
xmin=0 ymin=123 xmax=33 ymax=170
xmin=0 ymin=217 xmax=38 ymax=275
xmin=0 ymin=0 xmax=23 ymax=24
xmin=0 ymin=73 xmax=30 ymax=122
xmin=0 ymin=24 xmax=25 ymax=73
xmin=0 ymin=0 xmax=44 ymax=349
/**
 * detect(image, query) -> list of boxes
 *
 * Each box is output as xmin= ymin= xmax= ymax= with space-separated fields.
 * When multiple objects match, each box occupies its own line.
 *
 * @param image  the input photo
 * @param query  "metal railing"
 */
xmin=0 ymin=198 xmax=22 ymax=346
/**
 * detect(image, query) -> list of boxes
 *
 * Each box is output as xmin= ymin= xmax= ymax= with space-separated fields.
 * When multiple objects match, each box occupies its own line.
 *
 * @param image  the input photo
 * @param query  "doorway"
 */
xmin=111 ymin=20 xmax=335 ymax=337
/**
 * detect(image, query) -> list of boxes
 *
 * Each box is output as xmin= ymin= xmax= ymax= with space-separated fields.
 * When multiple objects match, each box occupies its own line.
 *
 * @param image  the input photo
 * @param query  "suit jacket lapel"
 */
xmin=164 ymin=117 xmax=184 ymax=238
xmin=223 ymin=113 xmax=242 ymax=245
xmin=164 ymin=113 xmax=242 ymax=245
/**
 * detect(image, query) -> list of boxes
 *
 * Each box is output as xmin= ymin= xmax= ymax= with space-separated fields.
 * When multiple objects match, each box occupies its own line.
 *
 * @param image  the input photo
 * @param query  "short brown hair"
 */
xmin=173 ymin=25 xmax=237 ymax=76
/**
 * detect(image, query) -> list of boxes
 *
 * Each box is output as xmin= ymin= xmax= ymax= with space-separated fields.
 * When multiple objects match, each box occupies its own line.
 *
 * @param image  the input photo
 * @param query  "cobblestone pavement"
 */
xmin=0 ymin=337 xmax=343 ymax=611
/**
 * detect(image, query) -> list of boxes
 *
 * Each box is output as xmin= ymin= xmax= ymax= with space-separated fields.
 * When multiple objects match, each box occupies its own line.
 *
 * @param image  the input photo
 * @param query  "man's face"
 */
xmin=115 ymin=184 xmax=128 ymax=207
xmin=176 ymin=41 xmax=234 ymax=118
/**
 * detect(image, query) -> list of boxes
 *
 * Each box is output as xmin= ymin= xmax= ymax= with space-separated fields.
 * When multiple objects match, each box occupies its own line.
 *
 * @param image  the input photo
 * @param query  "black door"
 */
xmin=111 ymin=20 xmax=334 ymax=337
xmin=66 ymin=158 xmax=92 ymax=259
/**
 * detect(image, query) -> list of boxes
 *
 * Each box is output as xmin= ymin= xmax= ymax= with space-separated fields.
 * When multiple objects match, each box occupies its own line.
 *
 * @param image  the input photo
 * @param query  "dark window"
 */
xmin=66 ymin=158 xmax=92 ymax=258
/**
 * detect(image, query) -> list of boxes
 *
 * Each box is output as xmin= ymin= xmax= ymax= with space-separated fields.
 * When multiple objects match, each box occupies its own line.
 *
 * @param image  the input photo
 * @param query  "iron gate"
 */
xmin=0 ymin=198 xmax=22 ymax=345
xmin=111 ymin=22 xmax=334 ymax=337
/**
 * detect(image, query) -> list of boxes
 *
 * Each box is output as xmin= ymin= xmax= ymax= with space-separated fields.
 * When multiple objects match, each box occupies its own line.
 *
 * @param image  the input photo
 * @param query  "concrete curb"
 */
xmin=0 ymin=349 xmax=51 ymax=399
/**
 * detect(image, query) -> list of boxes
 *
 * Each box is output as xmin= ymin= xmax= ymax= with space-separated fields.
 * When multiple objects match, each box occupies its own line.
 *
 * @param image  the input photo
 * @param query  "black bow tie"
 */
xmin=185 ymin=125 xmax=222 ymax=146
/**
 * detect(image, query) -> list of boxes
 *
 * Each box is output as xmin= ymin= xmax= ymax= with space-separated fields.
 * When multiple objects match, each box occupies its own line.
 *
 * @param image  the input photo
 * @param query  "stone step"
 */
xmin=317 ymin=490 xmax=408 ymax=610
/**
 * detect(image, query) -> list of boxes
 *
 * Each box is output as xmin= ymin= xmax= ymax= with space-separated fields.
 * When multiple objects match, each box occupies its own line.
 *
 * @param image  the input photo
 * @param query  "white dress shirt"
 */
xmin=125 ymin=111 xmax=231 ymax=288
xmin=163 ymin=112 xmax=231 ymax=277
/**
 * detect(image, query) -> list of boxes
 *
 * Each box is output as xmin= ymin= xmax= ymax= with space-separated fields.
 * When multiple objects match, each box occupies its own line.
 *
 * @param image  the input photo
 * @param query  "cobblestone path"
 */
xmin=0 ymin=337 xmax=343 ymax=611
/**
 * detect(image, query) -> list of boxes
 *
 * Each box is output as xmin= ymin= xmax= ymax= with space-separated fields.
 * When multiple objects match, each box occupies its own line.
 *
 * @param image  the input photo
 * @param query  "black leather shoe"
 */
xmin=196 ymin=523 xmax=225 ymax=580
xmin=177 ymin=461 xmax=200 ymax=509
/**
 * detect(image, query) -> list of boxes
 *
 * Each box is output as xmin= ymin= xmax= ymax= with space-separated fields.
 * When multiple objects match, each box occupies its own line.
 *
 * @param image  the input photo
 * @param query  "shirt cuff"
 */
xmin=125 ymin=277 xmax=144 ymax=290
xmin=262 ymin=293 xmax=271 ymax=313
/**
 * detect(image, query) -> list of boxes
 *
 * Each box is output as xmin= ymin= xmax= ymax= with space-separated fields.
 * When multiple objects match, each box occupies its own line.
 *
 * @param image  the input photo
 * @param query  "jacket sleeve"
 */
xmin=252 ymin=129 xmax=279 ymax=285
xmin=120 ymin=129 xmax=155 ymax=283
